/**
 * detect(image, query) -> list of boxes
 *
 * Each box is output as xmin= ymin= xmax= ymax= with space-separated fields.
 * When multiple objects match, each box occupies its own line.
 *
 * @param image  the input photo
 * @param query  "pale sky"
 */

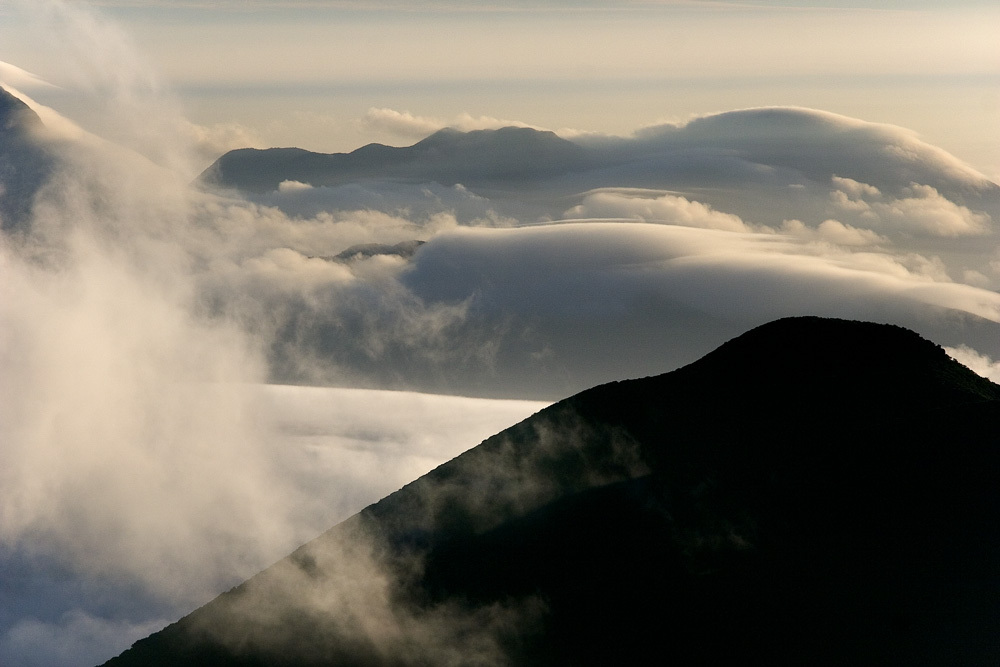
xmin=0 ymin=0 xmax=997 ymax=176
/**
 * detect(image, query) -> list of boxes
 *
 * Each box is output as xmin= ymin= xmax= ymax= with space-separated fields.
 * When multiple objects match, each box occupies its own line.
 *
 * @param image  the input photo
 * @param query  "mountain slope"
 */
xmin=197 ymin=109 xmax=999 ymax=210
xmin=101 ymin=317 xmax=1000 ymax=666
xmin=198 ymin=126 xmax=590 ymax=194
xmin=0 ymin=86 xmax=52 ymax=232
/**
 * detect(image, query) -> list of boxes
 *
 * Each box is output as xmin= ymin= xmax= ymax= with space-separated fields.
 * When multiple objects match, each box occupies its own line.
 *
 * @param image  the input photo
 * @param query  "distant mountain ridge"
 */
xmin=101 ymin=317 xmax=1000 ymax=666
xmin=198 ymin=109 xmax=999 ymax=210
xmin=199 ymin=126 xmax=590 ymax=193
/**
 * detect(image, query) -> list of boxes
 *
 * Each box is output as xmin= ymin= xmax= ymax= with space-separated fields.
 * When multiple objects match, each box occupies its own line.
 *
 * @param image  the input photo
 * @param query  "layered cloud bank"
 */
xmin=1 ymin=4 xmax=1000 ymax=662
xmin=192 ymin=105 xmax=1000 ymax=398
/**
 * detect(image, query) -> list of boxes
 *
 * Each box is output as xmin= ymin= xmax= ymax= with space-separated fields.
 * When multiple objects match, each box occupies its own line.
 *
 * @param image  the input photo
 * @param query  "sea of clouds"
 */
xmin=1 ymin=1 xmax=999 ymax=665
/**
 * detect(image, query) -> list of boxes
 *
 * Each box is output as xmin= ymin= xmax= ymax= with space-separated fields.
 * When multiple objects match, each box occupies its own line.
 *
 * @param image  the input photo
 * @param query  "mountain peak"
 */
xmin=415 ymin=124 xmax=565 ymax=146
xmin=201 ymin=125 xmax=590 ymax=193
xmin=685 ymin=315 xmax=995 ymax=402
xmin=0 ymin=85 xmax=43 ymax=134
xmin=102 ymin=317 xmax=1000 ymax=666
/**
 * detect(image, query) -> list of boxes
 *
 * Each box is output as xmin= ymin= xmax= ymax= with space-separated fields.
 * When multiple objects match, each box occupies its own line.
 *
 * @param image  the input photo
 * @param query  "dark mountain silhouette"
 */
xmin=100 ymin=317 xmax=1000 ymax=666
xmin=331 ymin=239 xmax=425 ymax=262
xmin=198 ymin=126 xmax=591 ymax=194
xmin=196 ymin=110 xmax=999 ymax=221
xmin=0 ymin=86 xmax=43 ymax=133
xmin=0 ymin=85 xmax=53 ymax=232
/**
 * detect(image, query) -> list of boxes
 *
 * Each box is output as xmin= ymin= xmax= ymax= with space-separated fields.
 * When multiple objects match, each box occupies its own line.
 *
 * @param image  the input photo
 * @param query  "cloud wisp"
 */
xmin=362 ymin=107 xmax=538 ymax=143
xmin=0 ymin=3 xmax=547 ymax=665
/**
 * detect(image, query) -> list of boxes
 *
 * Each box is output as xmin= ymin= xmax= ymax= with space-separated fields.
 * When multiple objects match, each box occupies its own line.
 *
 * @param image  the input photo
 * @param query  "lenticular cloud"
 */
xmin=184 ymin=105 xmax=1000 ymax=397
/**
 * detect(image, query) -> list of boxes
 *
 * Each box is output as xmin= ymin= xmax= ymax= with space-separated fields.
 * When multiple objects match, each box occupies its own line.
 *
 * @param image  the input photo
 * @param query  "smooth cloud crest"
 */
xmin=235 ymin=105 xmax=998 ymax=259
xmin=155 ymin=106 xmax=1000 ymax=399
xmin=0 ymin=60 xmax=56 ymax=90
xmin=633 ymin=107 xmax=994 ymax=193
xmin=391 ymin=222 xmax=1000 ymax=397
xmin=564 ymin=188 xmax=751 ymax=232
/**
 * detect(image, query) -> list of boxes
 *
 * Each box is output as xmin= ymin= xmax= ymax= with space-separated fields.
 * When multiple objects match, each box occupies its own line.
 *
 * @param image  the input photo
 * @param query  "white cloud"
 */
xmin=0 ymin=60 xmax=56 ymax=90
xmin=0 ymin=85 xmax=91 ymax=142
xmin=889 ymin=183 xmax=993 ymax=236
xmin=780 ymin=218 xmax=888 ymax=247
xmin=564 ymin=188 xmax=751 ymax=232
xmin=261 ymin=384 xmax=547 ymax=525
xmin=252 ymin=180 xmax=505 ymax=225
xmin=449 ymin=111 xmax=537 ymax=132
xmin=945 ymin=345 xmax=1000 ymax=383
xmin=0 ymin=6 xmax=541 ymax=660
xmin=277 ymin=179 xmax=313 ymax=192
xmin=361 ymin=107 xmax=443 ymax=140
xmin=361 ymin=107 xmax=538 ymax=142
xmin=829 ymin=178 xmax=993 ymax=237
xmin=183 ymin=119 xmax=264 ymax=164
xmin=962 ymin=269 xmax=991 ymax=287
xmin=0 ymin=230 xmax=293 ymax=601
xmin=635 ymin=107 xmax=995 ymax=193
xmin=390 ymin=222 xmax=1000 ymax=400
xmin=830 ymin=176 xmax=881 ymax=200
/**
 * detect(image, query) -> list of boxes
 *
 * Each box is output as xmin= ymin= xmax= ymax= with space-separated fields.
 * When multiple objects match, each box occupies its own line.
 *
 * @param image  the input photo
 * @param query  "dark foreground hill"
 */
xmin=101 ymin=317 xmax=1000 ymax=666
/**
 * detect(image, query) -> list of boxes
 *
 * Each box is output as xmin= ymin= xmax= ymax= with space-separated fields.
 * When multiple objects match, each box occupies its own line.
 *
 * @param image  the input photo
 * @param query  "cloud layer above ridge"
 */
xmin=8 ymin=97 xmax=996 ymax=402
xmin=185 ymin=105 xmax=1000 ymax=398
xmin=1 ymin=3 xmax=1000 ymax=662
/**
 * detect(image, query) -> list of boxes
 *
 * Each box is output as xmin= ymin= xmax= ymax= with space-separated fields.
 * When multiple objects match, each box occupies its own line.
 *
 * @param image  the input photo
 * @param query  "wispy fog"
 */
xmin=167 ymin=398 xmax=649 ymax=667
xmin=0 ymin=3 xmax=548 ymax=665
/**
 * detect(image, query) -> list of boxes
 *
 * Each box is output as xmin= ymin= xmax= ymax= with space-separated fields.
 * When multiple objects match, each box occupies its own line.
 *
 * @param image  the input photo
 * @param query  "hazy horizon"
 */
xmin=0 ymin=0 xmax=997 ymax=177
